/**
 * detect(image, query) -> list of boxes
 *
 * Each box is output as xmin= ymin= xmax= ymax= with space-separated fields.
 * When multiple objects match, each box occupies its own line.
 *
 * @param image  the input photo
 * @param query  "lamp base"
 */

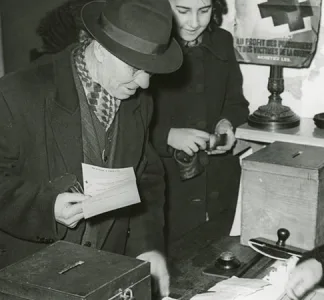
xmin=248 ymin=102 xmax=300 ymax=130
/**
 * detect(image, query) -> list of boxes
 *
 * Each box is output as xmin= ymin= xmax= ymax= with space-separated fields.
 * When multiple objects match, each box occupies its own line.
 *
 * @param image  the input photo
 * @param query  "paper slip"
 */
xmin=81 ymin=163 xmax=141 ymax=219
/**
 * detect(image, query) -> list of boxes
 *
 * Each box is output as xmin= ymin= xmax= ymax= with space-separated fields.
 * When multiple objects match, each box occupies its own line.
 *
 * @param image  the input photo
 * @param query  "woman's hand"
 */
xmin=286 ymin=258 xmax=323 ymax=299
xmin=207 ymin=119 xmax=236 ymax=155
xmin=167 ymin=128 xmax=210 ymax=156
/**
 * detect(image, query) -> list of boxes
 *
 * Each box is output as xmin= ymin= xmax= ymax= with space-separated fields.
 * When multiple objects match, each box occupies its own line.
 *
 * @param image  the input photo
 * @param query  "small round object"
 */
xmin=215 ymin=251 xmax=241 ymax=270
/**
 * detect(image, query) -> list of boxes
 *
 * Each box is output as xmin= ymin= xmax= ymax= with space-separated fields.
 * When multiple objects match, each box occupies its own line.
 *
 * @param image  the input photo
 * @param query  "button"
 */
xmin=127 ymin=228 xmax=131 ymax=238
xmin=191 ymin=198 xmax=202 ymax=202
xmin=84 ymin=241 xmax=92 ymax=247
xmin=0 ymin=244 xmax=6 ymax=255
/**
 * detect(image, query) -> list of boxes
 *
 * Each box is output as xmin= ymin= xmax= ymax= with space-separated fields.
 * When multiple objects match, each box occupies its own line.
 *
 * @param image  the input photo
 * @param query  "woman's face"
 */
xmin=169 ymin=0 xmax=212 ymax=42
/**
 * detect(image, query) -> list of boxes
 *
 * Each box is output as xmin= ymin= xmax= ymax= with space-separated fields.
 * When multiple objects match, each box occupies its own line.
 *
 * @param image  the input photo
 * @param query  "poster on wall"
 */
xmin=233 ymin=0 xmax=322 ymax=68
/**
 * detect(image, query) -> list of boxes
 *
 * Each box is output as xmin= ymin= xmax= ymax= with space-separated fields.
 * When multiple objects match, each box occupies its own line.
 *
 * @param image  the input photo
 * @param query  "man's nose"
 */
xmin=135 ymin=72 xmax=151 ymax=89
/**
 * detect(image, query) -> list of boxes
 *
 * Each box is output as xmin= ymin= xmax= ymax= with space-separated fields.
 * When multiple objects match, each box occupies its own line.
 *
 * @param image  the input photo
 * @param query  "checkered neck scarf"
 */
xmin=73 ymin=39 xmax=121 ymax=132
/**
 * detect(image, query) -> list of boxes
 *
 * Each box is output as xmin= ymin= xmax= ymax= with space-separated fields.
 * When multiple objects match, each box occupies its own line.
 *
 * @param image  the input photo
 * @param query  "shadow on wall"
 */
xmin=0 ymin=0 xmax=68 ymax=74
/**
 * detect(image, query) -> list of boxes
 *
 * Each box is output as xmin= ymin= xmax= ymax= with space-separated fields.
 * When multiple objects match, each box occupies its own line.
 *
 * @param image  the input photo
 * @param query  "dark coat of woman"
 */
xmin=151 ymin=28 xmax=249 ymax=242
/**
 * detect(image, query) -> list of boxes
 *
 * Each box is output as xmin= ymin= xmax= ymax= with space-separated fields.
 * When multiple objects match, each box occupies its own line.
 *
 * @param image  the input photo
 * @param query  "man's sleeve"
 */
xmin=0 ymin=90 xmax=74 ymax=243
xmin=126 ymin=96 xmax=166 ymax=257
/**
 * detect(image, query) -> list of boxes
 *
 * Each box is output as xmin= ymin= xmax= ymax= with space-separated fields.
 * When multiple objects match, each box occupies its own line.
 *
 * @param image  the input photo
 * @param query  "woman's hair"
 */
xmin=36 ymin=0 xmax=91 ymax=54
xmin=209 ymin=0 xmax=228 ymax=30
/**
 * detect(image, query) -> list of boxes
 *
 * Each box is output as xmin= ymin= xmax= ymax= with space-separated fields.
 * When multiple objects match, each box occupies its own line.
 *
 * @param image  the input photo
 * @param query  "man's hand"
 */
xmin=54 ymin=193 xmax=89 ymax=228
xmin=137 ymin=251 xmax=170 ymax=297
xmin=168 ymin=128 xmax=210 ymax=156
xmin=286 ymin=258 xmax=323 ymax=299
xmin=207 ymin=119 xmax=235 ymax=155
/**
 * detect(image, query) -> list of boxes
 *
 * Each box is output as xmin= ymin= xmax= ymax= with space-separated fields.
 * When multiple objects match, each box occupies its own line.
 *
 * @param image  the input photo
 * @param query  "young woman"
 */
xmin=150 ymin=0 xmax=250 ymax=242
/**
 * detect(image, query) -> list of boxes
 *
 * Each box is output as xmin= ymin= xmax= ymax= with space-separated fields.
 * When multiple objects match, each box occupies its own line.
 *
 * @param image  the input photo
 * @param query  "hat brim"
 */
xmin=81 ymin=1 xmax=183 ymax=74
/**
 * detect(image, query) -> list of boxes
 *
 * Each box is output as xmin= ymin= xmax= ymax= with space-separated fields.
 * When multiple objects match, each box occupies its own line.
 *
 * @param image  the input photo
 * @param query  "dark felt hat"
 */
xmin=81 ymin=0 xmax=183 ymax=74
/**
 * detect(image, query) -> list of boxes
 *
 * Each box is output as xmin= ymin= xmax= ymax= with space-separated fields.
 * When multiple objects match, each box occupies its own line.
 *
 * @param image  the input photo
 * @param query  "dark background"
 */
xmin=0 ymin=0 xmax=67 ymax=73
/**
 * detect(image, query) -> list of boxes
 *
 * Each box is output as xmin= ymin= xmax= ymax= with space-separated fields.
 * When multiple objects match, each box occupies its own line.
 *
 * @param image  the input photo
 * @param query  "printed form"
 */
xmin=81 ymin=163 xmax=141 ymax=219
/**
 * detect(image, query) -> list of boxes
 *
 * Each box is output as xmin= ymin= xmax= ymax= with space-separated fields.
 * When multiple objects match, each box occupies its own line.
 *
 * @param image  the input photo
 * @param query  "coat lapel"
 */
xmin=112 ymin=95 xmax=144 ymax=169
xmin=45 ymin=47 xmax=83 ymax=182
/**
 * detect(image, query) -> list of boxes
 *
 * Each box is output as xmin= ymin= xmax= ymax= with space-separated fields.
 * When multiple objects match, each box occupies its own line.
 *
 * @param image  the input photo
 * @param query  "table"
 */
xmin=235 ymin=118 xmax=324 ymax=152
xmin=168 ymin=221 xmax=324 ymax=300
xmin=167 ymin=217 xmax=273 ymax=300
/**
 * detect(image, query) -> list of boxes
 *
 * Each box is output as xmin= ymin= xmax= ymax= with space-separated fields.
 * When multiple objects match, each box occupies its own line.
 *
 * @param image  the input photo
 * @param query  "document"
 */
xmin=190 ymin=277 xmax=269 ymax=300
xmin=81 ymin=163 xmax=141 ymax=219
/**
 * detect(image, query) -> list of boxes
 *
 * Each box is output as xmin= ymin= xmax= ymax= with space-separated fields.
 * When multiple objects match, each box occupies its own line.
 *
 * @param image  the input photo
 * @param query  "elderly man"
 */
xmin=0 ymin=0 xmax=182 ymax=297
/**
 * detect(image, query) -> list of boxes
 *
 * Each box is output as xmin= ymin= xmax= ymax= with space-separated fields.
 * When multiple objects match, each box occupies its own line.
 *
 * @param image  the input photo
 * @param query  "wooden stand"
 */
xmin=248 ymin=66 xmax=300 ymax=130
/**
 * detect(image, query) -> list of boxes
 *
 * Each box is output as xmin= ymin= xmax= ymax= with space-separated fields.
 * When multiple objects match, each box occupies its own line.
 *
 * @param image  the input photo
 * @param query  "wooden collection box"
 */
xmin=0 ymin=241 xmax=151 ymax=300
xmin=241 ymin=141 xmax=324 ymax=251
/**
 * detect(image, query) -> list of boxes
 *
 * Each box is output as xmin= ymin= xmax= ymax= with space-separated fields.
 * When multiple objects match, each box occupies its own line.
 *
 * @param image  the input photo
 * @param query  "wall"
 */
xmin=0 ymin=0 xmax=67 ymax=73
xmin=222 ymin=0 xmax=324 ymax=118
xmin=1 ymin=0 xmax=324 ymax=118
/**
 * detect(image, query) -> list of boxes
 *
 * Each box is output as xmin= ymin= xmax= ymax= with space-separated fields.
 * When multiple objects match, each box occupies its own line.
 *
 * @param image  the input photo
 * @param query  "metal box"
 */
xmin=0 ymin=241 xmax=151 ymax=299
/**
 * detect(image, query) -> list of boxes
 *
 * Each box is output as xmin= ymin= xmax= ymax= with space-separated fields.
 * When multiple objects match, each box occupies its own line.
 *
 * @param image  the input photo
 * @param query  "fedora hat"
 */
xmin=81 ymin=0 xmax=183 ymax=74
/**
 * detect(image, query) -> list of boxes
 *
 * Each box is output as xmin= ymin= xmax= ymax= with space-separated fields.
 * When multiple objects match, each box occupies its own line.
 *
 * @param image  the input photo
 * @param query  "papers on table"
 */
xmin=189 ymin=256 xmax=322 ymax=300
xmin=81 ymin=163 xmax=141 ymax=219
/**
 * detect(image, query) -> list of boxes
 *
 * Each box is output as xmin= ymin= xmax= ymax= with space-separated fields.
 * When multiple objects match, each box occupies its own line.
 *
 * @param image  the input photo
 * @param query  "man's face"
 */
xmin=96 ymin=47 xmax=151 ymax=100
xmin=169 ymin=0 xmax=212 ymax=42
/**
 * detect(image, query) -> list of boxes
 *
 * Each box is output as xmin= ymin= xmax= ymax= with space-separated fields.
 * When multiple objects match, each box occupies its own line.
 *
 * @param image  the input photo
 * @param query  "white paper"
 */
xmin=81 ymin=163 xmax=141 ymax=219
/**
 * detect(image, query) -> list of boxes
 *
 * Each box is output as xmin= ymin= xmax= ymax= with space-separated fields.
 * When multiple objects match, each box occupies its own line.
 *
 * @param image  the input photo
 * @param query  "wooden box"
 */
xmin=0 ymin=241 xmax=151 ymax=300
xmin=241 ymin=141 xmax=324 ymax=251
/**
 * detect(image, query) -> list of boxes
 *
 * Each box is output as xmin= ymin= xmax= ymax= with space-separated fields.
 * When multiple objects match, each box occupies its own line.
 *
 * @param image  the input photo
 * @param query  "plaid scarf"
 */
xmin=73 ymin=39 xmax=121 ymax=132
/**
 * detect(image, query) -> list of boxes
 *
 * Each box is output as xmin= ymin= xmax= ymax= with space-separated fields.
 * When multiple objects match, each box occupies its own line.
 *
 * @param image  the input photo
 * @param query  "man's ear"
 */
xmin=93 ymin=41 xmax=106 ymax=63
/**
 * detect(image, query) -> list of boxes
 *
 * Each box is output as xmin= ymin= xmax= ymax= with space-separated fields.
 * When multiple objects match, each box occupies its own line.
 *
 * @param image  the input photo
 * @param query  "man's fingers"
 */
xmin=68 ymin=212 xmax=84 ymax=228
xmin=68 ymin=202 xmax=84 ymax=215
xmin=66 ymin=193 xmax=90 ymax=203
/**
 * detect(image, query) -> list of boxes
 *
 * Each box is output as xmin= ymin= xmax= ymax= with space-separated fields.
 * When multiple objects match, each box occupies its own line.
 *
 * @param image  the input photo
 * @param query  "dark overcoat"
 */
xmin=0 ymin=46 xmax=165 ymax=268
xmin=151 ymin=28 xmax=249 ymax=241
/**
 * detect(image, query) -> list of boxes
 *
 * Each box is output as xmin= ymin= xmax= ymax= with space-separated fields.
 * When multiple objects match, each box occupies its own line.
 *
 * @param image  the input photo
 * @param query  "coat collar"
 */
xmin=201 ymin=30 xmax=229 ymax=62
